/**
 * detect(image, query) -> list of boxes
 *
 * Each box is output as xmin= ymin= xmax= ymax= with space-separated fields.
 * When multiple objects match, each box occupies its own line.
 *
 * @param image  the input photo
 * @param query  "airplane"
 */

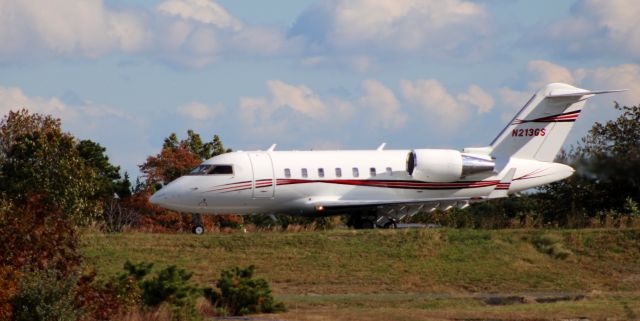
xmin=150 ymin=83 xmax=625 ymax=233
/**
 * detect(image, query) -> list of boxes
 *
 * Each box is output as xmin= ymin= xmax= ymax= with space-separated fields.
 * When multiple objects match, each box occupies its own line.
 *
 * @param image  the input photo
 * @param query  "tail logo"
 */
xmin=512 ymin=110 xmax=580 ymax=125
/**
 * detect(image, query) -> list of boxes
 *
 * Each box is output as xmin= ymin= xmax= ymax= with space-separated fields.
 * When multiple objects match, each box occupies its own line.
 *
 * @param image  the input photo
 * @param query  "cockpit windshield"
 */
xmin=188 ymin=164 xmax=234 ymax=175
xmin=189 ymin=165 xmax=213 ymax=175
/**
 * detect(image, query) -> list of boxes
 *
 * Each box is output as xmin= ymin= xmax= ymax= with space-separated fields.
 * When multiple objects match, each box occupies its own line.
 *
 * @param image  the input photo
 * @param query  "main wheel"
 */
xmin=359 ymin=219 xmax=375 ymax=229
xmin=383 ymin=221 xmax=397 ymax=229
xmin=192 ymin=225 xmax=204 ymax=235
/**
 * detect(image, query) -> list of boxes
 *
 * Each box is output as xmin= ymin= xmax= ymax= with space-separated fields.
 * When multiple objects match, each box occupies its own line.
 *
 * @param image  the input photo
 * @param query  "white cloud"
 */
xmin=238 ymin=79 xmax=419 ymax=135
xmin=499 ymin=60 xmax=640 ymax=125
xmin=290 ymin=0 xmax=491 ymax=61
xmin=265 ymin=80 xmax=328 ymax=118
xmin=359 ymin=80 xmax=407 ymax=129
xmin=0 ymin=0 xmax=149 ymax=59
xmin=400 ymin=79 xmax=493 ymax=128
xmin=0 ymin=85 xmax=150 ymax=176
xmin=535 ymin=0 xmax=640 ymax=59
xmin=526 ymin=60 xmax=574 ymax=90
xmin=177 ymin=101 xmax=223 ymax=120
xmin=156 ymin=0 xmax=242 ymax=30
xmin=0 ymin=86 xmax=73 ymax=117
xmin=457 ymin=85 xmax=494 ymax=114
xmin=501 ymin=60 xmax=640 ymax=105
xmin=0 ymin=0 xmax=292 ymax=67
xmin=238 ymin=80 xmax=334 ymax=135
xmin=575 ymin=64 xmax=640 ymax=106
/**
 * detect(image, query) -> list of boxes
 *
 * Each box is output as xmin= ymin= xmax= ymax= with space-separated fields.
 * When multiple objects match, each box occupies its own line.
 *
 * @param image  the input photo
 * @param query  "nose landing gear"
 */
xmin=192 ymin=213 xmax=205 ymax=235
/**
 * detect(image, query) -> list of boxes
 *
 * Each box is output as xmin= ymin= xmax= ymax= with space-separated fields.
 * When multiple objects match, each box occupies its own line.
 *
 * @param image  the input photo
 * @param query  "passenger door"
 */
xmin=248 ymin=152 xmax=275 ymax=198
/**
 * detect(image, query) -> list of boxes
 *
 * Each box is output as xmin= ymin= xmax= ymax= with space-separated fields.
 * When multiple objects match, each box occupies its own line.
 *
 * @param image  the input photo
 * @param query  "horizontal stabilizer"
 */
xmin=547 ymin=89 xmax=627 ymax=98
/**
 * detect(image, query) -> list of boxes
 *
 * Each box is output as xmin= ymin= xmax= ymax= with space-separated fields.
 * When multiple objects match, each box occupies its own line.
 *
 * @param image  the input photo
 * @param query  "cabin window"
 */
xmin=335 ymin=168 xmax=342 ymax=178
xmin=284 ymin=168 xmax=291 ymax=178
xmin=370 ymin=167 xmax=376 ymax=177
xmin=352 ymin=167 xmax=359 ymax=177
xmin=301 ymin=168 xmax=308 ymax=178
xmin=386 ymin=167 xmax=392 ymax=175
xmin=318 ymin=168 xmax=325 ymax=178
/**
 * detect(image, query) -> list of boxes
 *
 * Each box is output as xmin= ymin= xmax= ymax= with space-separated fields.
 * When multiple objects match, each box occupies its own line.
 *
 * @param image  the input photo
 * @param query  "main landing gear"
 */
xmin=347 ymin=211 xmax=397 ymax=229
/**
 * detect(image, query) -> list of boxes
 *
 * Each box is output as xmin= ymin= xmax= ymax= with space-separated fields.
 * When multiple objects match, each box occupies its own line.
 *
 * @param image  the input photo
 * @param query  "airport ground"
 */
xmin=81 ymin=228 xmax=640 ymax=320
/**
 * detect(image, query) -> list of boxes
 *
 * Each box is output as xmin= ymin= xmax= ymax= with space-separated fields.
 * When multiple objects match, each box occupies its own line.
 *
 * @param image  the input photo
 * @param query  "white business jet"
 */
xmin=150 ymin=83 xmax=624 ymax=231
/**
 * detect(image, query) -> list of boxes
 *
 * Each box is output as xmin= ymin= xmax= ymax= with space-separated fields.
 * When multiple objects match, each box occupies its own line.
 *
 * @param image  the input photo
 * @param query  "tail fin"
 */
xmin=489 ymin=83 xmax=625 ymax=162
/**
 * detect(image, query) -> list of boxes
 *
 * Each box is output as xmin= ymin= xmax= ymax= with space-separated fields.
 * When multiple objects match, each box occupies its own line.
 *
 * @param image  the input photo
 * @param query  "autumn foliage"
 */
xmin=139 ymin=144 xmax=201 ymax=186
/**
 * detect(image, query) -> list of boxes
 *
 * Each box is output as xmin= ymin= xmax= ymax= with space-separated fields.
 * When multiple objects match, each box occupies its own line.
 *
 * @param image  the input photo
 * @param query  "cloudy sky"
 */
xmin=1 ymin=0 xmax=639 ymax=177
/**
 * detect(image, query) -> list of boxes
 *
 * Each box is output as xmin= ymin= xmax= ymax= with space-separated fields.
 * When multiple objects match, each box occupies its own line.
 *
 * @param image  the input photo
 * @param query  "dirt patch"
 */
xmin=483 ymin=296 xmax=527 ymax=306
xmin=535 ymin=294 xmax=586 ymax=303
xmin=481 ymin=293 xmax=586 ymax=306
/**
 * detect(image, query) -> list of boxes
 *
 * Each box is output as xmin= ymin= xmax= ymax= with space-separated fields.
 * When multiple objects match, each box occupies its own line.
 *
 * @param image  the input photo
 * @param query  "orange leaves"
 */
xmin=140 ymin=143 xmax=202 ymax=185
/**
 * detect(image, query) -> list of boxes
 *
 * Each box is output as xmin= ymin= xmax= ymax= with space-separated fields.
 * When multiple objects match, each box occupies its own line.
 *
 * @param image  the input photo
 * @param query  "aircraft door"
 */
xmin=248 ymin=152 xmax=275 ymax=198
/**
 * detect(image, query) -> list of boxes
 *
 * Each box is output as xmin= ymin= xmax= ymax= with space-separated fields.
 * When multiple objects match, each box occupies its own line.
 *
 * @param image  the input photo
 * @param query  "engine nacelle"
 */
xmin=406 ymin=149 xmax=495 ymax=182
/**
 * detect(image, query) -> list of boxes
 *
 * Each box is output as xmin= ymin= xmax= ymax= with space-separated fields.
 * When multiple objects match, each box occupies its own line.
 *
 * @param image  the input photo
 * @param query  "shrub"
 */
xmin=74 ymin=271 xmax=123 ymax=321
xmin=105 ymin=261 xmax=202 ymax=320
xmin=532 ymin=234 xmax=572 ymax=260
xmin=12 ymin=269 xmax=80 ymax=321
xmin=204 ymin=265 xmax=285 ymax=316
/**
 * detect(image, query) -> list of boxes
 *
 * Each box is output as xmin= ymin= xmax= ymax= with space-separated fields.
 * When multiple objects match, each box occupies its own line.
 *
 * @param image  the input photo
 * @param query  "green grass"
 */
xmin=80 ymin=228 xmax=640 ymax=320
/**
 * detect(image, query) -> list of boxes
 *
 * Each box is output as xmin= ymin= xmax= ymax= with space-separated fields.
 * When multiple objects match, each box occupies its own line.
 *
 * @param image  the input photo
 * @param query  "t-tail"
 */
xmin=489 ymin=83 xmax=625 ymax=162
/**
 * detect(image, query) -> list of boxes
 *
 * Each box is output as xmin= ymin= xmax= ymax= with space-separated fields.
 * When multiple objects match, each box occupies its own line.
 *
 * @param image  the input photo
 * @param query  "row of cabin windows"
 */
xmin=283 ymin=167 xmax=392 ymax=179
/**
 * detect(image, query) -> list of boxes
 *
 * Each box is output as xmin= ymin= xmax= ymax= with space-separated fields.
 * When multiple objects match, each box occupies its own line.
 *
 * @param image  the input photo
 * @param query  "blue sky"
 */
xmin=1 ymin=0 xmax=639 ymax=178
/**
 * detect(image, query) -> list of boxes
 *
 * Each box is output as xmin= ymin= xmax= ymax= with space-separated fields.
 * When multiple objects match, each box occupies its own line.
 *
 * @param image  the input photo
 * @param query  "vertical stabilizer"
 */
xmin=489 ymin=83 xmax=624 ymax=162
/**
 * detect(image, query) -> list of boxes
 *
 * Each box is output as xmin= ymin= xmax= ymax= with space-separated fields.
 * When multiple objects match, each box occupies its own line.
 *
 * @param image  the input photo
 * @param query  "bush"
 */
xmin=532 ymin=234 xmax=572 ymax=260
xmin=12 ymin=269 xmax=80 ymax=321
xmin=204 ymin=265 xmax=285 ymax=316
xmin=110 ymin=261 xmax=201 ymax=321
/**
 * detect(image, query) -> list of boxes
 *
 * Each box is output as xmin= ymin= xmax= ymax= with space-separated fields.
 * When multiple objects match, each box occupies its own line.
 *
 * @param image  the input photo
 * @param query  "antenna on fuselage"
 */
xmin=267 ymin=144 xmax=277 ymax=152
xmin=376 ymin=143 xmax=386 ymax=151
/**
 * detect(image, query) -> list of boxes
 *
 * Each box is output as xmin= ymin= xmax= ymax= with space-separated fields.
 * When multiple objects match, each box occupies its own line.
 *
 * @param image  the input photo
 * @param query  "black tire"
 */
xmin=359 ymin=219 xmax=375 ymax=229
xmin=383 ymin=221 xmax=397 ymax=229
xmin=192 ymin=225 xmax=205 ymax=235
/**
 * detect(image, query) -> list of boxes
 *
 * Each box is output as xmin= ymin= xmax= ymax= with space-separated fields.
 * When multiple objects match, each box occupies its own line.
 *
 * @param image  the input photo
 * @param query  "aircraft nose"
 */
xmin=149 ymin=189 xmax=167 ymax=206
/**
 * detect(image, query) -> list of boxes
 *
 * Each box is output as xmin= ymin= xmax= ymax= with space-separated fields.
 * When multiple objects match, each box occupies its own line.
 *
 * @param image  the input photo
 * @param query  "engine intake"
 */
xmin=406 ymin=149 xmax=495 ymax=182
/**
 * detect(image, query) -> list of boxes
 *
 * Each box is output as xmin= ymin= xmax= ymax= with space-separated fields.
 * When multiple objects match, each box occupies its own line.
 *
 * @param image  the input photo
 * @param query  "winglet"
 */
xmin=488 ymin=168 xmax=516 ymax=199
xmin=267 ymin=144 xmax=277 ymax=152
xmin=376 ymin=143 xmax=386 ymax=151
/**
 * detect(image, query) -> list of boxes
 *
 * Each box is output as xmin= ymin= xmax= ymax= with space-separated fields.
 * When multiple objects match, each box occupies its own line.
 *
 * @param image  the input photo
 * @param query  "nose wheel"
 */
xmin=192 ymin=213 xmax=205 ymax=235
xmin=192 ymin=225 xmax=205 ymax=235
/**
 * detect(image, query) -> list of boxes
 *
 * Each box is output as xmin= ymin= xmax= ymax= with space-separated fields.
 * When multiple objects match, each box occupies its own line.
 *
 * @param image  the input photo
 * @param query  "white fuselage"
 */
xmin=149 ymin=149 xmax=573 ymax=216
xmin=149 ymin=83 xmax=623 ymax=217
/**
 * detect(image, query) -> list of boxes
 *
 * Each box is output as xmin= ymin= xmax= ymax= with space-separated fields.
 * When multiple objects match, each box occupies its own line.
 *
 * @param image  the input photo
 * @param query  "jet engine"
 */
xmin=406 ymin=149 xmax=495 ymax=182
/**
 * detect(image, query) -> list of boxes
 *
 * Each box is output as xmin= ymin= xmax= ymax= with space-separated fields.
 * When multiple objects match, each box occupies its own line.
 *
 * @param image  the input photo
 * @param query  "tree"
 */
xmin=0 ymin=110 xmax=100 ymax=224
xmin=77 ymin=139 xmax=131 ymax=198
xmin=140 ymin=144 xmax=202 ymax=186
xmin=140 ymin=131 xmax=230 ymax=186
xmin=533 ymin=103 xmax=640 ymax=225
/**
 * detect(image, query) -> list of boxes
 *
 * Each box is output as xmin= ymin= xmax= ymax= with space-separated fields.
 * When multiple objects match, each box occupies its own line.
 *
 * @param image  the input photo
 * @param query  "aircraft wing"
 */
xmin=310 ymin=196 xmax=478 ymax=211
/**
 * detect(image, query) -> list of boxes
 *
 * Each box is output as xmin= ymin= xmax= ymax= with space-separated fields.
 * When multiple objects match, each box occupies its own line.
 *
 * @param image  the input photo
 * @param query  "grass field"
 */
xmin=81 ymin=228 xmax=640 ymax=320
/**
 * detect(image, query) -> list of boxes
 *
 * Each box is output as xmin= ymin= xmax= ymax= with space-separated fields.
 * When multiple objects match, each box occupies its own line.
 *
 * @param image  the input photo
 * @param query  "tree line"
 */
xmin=1 ymin=102 xmax=639 ymax=319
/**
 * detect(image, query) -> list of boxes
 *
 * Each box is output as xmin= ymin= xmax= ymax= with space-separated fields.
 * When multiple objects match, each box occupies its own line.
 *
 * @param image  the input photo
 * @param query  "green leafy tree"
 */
xmin=212 ymin=134 xmax=231 ymax=157
xmin=0 ymin=110 xmax=100 ymax=224
xmin=77 ymin=139 xmax=131 ymax=198
xmin=536 ymin=103 xmax=640 ymax=224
